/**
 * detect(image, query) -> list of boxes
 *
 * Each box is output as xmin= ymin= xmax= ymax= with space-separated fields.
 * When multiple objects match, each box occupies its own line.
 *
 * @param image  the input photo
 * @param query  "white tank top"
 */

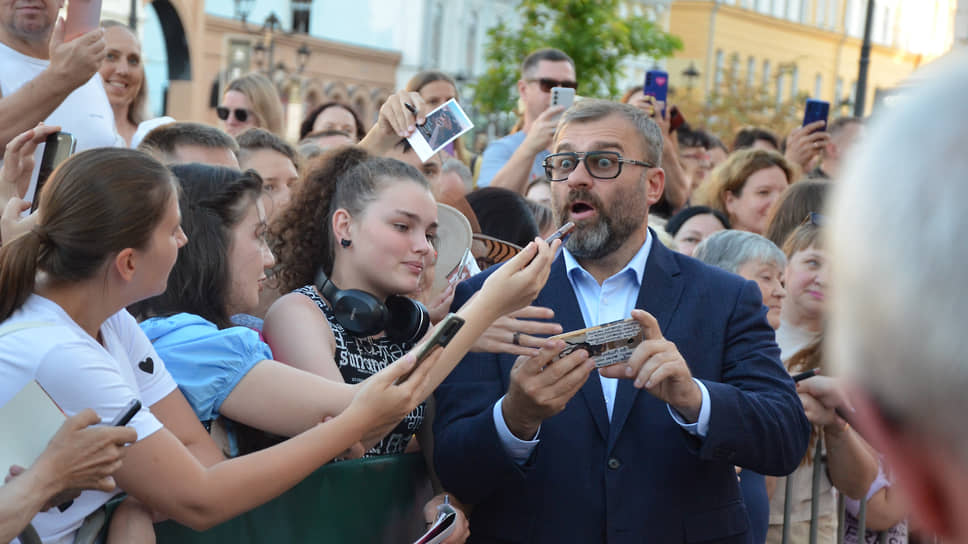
xmin=0 ymin=41 xmax=121 ymax=202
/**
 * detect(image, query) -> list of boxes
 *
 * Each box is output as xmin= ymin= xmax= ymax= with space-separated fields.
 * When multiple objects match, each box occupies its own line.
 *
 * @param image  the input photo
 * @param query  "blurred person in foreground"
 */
xmin=828 ymin=53 xmax=968 ymax=543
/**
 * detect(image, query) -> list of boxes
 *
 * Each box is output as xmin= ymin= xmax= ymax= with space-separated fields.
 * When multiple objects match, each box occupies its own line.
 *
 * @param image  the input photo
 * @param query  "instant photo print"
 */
xmin=407 ymin=99 xmax=474 ymax=162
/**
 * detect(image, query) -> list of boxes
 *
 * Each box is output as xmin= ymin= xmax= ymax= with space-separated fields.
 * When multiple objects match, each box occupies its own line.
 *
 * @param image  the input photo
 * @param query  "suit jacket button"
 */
xmin=607 ymin=457 xmax=621 ymax=470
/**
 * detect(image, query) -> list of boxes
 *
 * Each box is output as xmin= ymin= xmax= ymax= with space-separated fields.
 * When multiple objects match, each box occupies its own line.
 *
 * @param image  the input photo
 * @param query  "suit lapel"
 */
xmin=545 ymin=257 xmax=609 ymax=442
xmin=607 ymin=234 xmax=684 ymax=452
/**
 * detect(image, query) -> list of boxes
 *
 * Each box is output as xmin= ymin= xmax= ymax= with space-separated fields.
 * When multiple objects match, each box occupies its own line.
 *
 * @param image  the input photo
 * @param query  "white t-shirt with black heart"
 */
xmin=0 ymin=294 xmax=176 ymax=544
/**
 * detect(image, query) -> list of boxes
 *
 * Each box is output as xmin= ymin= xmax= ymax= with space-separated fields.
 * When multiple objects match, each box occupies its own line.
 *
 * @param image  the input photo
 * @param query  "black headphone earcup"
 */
xmin=384 ymin=296 xmax=431 ymax=344
xmin=330 ymin=290 xmax=390 ymax=338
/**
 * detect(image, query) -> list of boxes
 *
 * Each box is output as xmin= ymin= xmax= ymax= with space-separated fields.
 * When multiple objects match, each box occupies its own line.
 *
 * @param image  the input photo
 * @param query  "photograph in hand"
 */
xmin=551 ymin=318 xmax=644 ymax=368
xmin=408 ymin=99 xmax=474 ymax=162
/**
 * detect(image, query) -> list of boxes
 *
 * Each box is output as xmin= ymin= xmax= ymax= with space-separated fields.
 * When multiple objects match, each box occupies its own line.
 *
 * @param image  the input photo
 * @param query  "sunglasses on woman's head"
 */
xmin=216 ymin=107 xmax=250 ymax=123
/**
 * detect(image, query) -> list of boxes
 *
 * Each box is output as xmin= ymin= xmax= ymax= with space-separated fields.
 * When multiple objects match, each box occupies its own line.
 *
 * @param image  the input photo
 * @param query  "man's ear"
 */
xmin=516 ymin=78 xmax=528 ymax=98
xmin=331 ymin=209 xmax=353 ymax=245
xmin=645 ymin=168 xmax=665 ymax=206
xmin=113 ymin=248 xmax=137 ymax=282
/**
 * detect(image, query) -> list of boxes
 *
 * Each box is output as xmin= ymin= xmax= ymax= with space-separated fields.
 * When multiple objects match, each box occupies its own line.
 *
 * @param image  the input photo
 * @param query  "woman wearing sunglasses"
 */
xmin=218 ymin=73 xmax=284 ymax=138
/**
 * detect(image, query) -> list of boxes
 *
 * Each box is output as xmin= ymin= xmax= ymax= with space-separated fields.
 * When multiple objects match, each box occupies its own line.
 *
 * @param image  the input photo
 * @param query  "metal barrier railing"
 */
xmin=778 ymin=437 xmax=893 ymax=544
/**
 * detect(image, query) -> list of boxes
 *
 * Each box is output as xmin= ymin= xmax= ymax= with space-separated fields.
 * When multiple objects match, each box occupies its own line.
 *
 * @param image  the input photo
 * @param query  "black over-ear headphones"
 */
xmin=314 ymin=268 xmax=430 ymax=343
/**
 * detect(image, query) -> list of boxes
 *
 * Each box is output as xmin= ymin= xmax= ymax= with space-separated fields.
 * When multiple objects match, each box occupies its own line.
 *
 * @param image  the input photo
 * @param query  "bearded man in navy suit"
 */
xmin=432 ymin=99 xmax=810 ymax=543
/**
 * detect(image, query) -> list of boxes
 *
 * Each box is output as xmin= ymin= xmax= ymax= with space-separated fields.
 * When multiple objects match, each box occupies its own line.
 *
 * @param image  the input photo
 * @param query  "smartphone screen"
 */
xmin=644 ymin=70 xmax=669 ymax=117
xmin=802 ymin=99 xmax=830 ymax=129
xmin=32 ymin=132 xmax=77 ymax=212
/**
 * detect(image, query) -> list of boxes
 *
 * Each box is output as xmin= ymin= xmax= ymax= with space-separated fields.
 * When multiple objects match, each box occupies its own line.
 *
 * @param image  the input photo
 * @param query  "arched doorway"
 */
xmin=143 ymin=0 xmax=192 ymax=116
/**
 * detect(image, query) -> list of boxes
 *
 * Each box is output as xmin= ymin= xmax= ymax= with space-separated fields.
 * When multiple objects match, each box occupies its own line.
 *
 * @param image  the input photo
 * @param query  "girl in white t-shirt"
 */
xmin=0 ymin=146 xmax=560 ymax=543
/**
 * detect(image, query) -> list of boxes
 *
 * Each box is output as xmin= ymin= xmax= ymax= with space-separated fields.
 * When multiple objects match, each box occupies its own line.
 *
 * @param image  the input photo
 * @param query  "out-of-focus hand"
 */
xmin=784 ymin=121 xmax=830 ymax=173
xmin=26 ymin=409 xmax=138 ymax=507
xmin=522 ymin=106 xmax=565 ymax=156
xmin=469 ymin=305 xmax=562 ymax=358
xmin=422 ymin=494 xmax=470 ymax=544
xmin=1 ymin=198 xmax=36 ymax=244
xmin=599 ymin=309 xmax=702 ymax=421
xmin=797 ymin=375 xmax=854 ymax=428
xmin=0 ymin=124 xmax=60 ymax=202
xmin=48 ymin=19 xmax=106 ymax=91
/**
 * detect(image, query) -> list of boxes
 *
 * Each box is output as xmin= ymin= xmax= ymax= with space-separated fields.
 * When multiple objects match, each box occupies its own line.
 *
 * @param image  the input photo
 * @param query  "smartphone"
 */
xmin=413 ymin=511 xmax=457 ymax=544
xmin=109 ymin=399 xmax=141 ymax=427
xmin=398 ymin=314 xmax=466 ymax=383
xmin=550 ymin=87 xmax=575 ymax=110
xmin=32 ymin=132 xmax=77 ymax=213
xmin=545 ymin=221 xmax=575 ymax=245
xmin=644 ymin=70 xmax=669 ymax=117
xmin=668 ymin=105 xmax=686 ymax=133
xmin=802 ymin=99 xmax=830 ymax=129
xmin=64 ymin=0 xmax=103 ymax=41
xmin=791 ymin=368 xmax=820 ymax=383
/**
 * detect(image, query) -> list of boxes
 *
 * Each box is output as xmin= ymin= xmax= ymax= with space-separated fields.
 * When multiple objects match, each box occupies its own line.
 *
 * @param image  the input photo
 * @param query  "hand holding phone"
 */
xmin=644 ymin=70 xmax=669 ymax=118
xmin=64 ymin=0 xmax=103 ymax=41
xmin=32 ymin=132 xmax=76 ymax=212
xmin=397 ymin=314 xmax=465 ymax=383
xmin=802 ymin=99 xmax=830 ymax=129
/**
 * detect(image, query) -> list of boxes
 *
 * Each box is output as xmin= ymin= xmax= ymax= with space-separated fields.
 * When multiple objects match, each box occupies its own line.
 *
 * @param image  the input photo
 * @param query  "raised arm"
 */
xmin=0 ymin=23 xmax=105 ymax=153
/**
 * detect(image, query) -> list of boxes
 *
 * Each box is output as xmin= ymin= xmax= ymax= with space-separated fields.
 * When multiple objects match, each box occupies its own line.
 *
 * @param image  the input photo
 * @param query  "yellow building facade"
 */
xmin=665 ymin=0 xmax=955 ymax=115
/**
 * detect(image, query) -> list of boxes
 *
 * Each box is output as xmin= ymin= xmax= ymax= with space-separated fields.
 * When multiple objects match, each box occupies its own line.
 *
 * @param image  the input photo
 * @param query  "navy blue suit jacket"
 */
xmin=433 ymin=236 xmax=810 ymax=543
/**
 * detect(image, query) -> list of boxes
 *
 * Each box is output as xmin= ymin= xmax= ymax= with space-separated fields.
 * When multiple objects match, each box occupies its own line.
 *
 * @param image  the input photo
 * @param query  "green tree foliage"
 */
xmin=473 ymin=0 xmax=682 ymax=115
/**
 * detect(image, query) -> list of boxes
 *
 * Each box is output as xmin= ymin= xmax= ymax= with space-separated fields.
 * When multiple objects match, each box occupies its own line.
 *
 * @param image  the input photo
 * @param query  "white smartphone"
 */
xmin=550 ymin=87 xmax=575 ymax=110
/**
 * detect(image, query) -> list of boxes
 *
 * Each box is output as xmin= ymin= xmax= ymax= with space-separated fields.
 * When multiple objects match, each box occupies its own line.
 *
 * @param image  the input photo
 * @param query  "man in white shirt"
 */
xmin=0 ymin=0 xmax=117 ymax=199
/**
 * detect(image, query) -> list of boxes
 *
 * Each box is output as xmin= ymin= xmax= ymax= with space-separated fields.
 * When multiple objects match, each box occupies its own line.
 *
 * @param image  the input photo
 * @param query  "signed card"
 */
xmin=407 ymin=99 xmax=474 ymax=162
xmin=550 ymin=317 xmax=644 ymax=368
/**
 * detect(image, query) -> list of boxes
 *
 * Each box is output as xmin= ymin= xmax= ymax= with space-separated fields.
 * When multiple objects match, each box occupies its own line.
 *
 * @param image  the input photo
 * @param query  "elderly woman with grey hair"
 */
xmin=693 ymin=229 xmax=787 ymax=544
xmin=693 ymin=230 xmax=786 ymax=329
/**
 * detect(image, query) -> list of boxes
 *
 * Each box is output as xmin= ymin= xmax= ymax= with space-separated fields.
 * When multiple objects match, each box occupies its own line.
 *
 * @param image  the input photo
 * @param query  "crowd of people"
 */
xmin=1 ymin=2 xmax=966 ymax=543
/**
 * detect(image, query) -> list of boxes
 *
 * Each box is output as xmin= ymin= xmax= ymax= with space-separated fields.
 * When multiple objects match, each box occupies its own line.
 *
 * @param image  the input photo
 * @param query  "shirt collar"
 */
xmin=562 ymin=229 xmax=653 ymax=287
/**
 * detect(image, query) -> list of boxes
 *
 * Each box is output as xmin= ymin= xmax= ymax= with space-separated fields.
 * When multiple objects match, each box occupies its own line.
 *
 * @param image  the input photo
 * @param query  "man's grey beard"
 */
xmin=564 ymin=207 xmax=642 ymax=260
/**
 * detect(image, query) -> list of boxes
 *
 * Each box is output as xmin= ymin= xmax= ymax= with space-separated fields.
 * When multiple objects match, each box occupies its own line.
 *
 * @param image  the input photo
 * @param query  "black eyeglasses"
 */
xmin=216 ymin=106 xmax=250 ymax=123
xmin=543 ymin=151 xmax=654 ymax=182
xmin=527 ymin=78 xmax=578 ymax=92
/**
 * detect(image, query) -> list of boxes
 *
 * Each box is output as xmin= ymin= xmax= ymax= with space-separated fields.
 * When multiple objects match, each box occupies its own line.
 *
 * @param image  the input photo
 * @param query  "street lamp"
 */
xmin=297 ymin=44 xmax=311 ymax=73
xmin=681 ymin=62 xmax=700 ymax=92
xmin=234 ymin=0 xmax=255 ymax=25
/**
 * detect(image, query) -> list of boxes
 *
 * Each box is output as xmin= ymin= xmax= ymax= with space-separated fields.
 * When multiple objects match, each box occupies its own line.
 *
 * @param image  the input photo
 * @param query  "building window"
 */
xmin=747 ymin=56 xmax=756 ymax=87
xmin=714 ymin=49 xmax=725 ymax=89
xmin=755 ymin=0 xmax=769 ymax=14
xmin=835 ymin=77 xmax=844 ymax=105
xmin=773 ymin=0 xmax=785 ymax=18
xmin=291 ymin=0 xmax=311 ymax=34
xmin=776 ymin=74 xmax=784 ymax=108
xmin=790 ymin=65 xmax=798 ymax=99
xmin=814 ymin=73 xmax=823 ymax=98
xmin=466 ymin=11 xmax=478 ymax=74
xmin=430 ymin=3 xmax=443 ymax=67
xmin=761 ymin=59 xmax=771 ymax=89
